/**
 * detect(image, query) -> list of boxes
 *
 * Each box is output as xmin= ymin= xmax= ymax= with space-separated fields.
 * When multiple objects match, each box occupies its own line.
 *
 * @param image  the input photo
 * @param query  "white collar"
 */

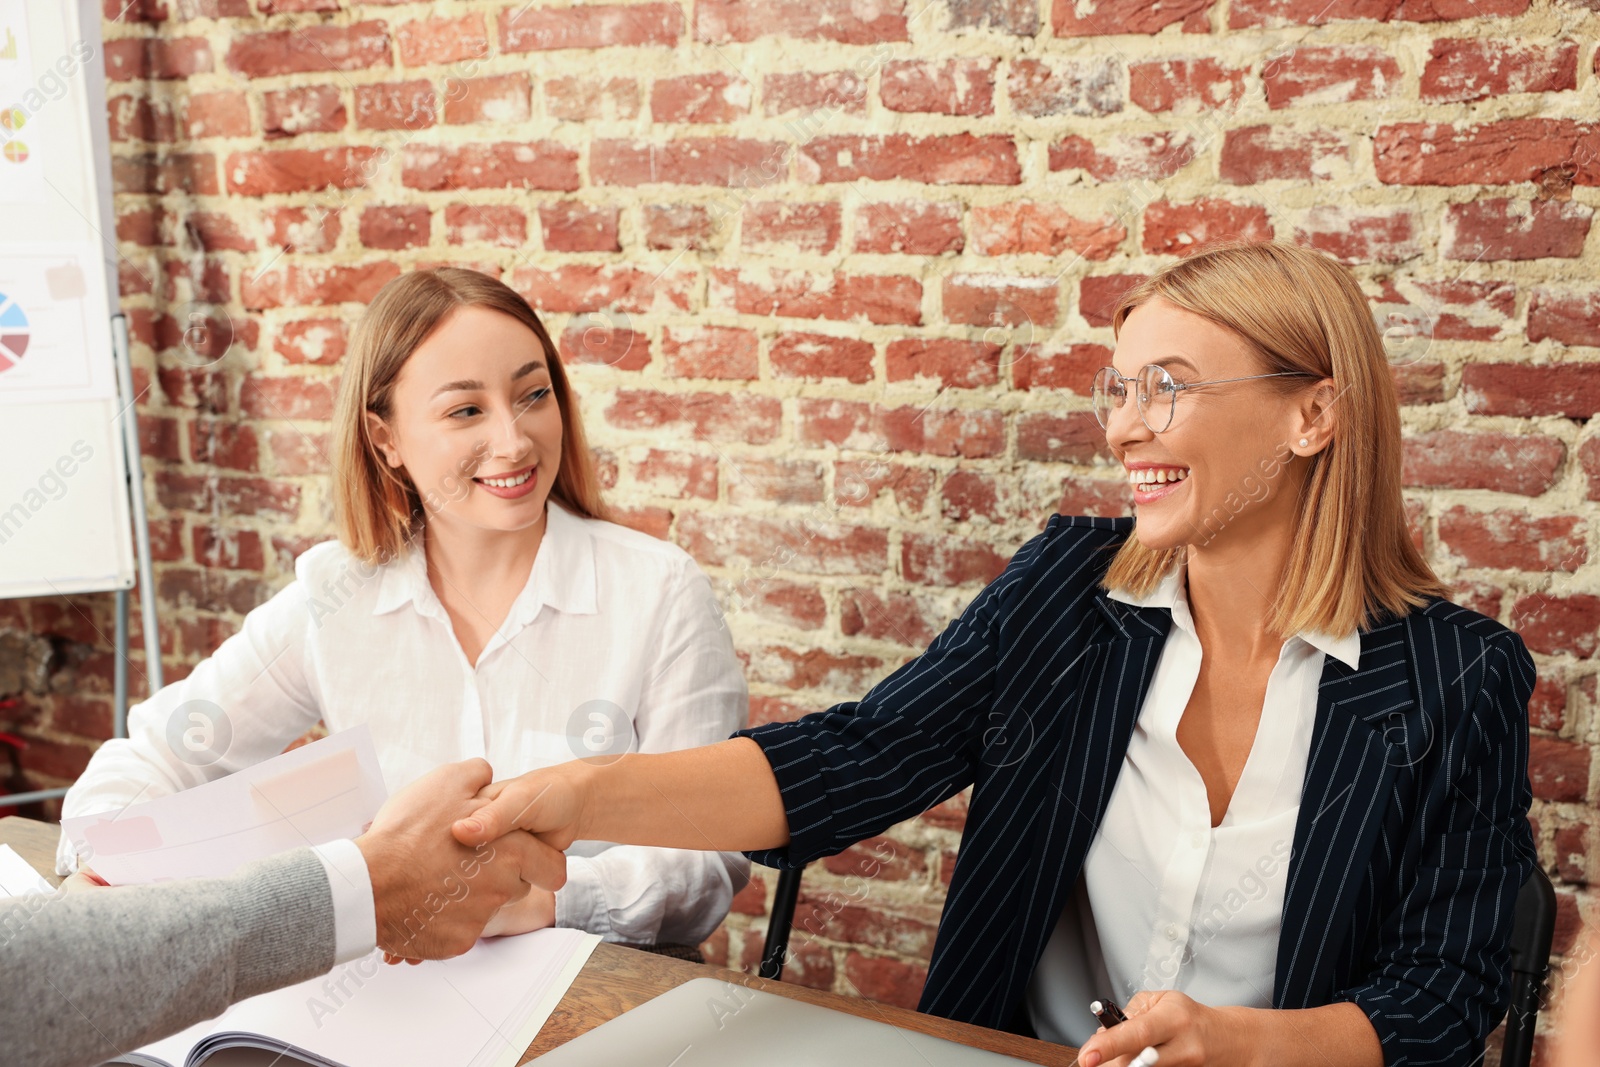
xmin=371 ymin=500 xmax=599 ymax=622
xmin=1107 ymin=558 xmax=1361 ymax=669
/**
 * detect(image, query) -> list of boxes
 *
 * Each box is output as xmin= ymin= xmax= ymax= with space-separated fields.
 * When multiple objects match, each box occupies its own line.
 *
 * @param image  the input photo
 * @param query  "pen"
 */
xmin=1129 ymin=1047 xmax=1160 ymax=1067
xmin=1089 ymin=998 xmax=1128 ymax=1029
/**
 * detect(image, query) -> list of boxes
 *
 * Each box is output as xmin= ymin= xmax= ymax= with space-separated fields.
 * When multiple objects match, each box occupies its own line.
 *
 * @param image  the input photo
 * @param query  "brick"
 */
xmin=242 ymin=263 xmax=400 ymax=309
xmin=632 ymin=449 xmax=718 ymax=500
xmin=711 ymin=268 xmax=922 ymax=326
xmin=402 ymin=143 xmax=579 ymax=192
xmin=226 ymin=22 xmax=390 ymax=78
xmin=1391 ymin=362 xmax=1446 ymax=406
xmin=662 ymin=326 xmax=758 ymax=380
xmin=275 ymin=318 xmax=346 ymax=366
xmin=751 ymin=644 xmax=889 ymax=693
xmin=1524 ymin=735 xmax=1590 ymax=801
xmin=559 ymin=321 xmax=650 ymax=372
xmin=643 ymin=204 xmax=716 ymax=250
xmin=262 ymin=85 xmax=345 ymax=139
xmin=878 ymin=406 xmax=1004 ymax=458
xmin=1294 ymin=206 xmax=1419 ymax=264
xmin=354 ymin=80 xmax=436 ymax=131
xmin=443 ymin=74 xmax=531 ymax=126
xmin=138 ymin=412 xmax=181 ymax=463
xmin=113 ymin=153 xmax=219 ymax=196
xmin=1143 ymin=199 xmax=1273 ymax=255
xmin=1401 ymin=430 xmax=1564 ymax=496
xmin=396 ymin=13 xmax=488 ymax=67
xmin=182 ymin=91 xmax=249 ymax=139
xmin=652 ymin=73 xmax=751 ymax=124
xmin=1420 ymin=39 xmax=1578 ymax=103
xmin=544 ymin=76 xmax=640 ymax=121
xmin=1057 ymin=474 xmax=1132 ymax=517
xmin=1014 ymin=343 xmax=1110 ymax=392
xmin=696 ymin=0 xmax=909 ymax=44
xmin=225 ymin=147 xmax=380 ymax=195
xmin=770 ymin=333 xmax=875 ymax=383
xmin=763 ymin=72 xmax=867 ymax=117
xmin=742 ymin=201 xmax=841 ymax=254
xmin=1050 ymin=132 xmax=1199 ymax=182
xmin=1463 ymin=363 xmax=1600 ymax=419
xmin=882 ymin=59 xmax=996 ymax=116
xmin=970 ymin=202 xmax=1125 ymax=259
xmin=539 ymin=202 xmax=620 ymax=253
xmin=1439 ymin=507 xmax=1586 ymax=571
xmin=833 ymin=461 xmax=933 ymax=513
xmin=1581 ymin=438 xmax=1600 ymax=502
xmin=726 ymin=457 xmax=827 ymax=505
xmin=942 ymin=273 xmax=1059 ymax=328
xmin=1230 ymin=0 xmax=1530 ymax=27
xmin=1129 ymin=58 xmax=1247 ymax=114
xmin=1079 ymin=274 xmax=1148 ymax=328
xmin=512 ymin=265 xmax=692 ymax=314
xmin=723 ymin=578 xmax=827 ymax=630
xmin=109 ymin=95 xmax=177 ymax=144
xmin=1220 ymin=126 xmax=1348 ymax=183
xmin=606 ymin=390 xmax=782 ymax=445
xmin=445 ymin=203 xmax=527 ymax=247
xmin=105 ymin=36 xmax=213 ymax=80
xmin=501 ymin=3 xmax=682 ymax=51
xmin=676 ymin=513 xmax=888 ymax=575
xmin=945 ymin=0 xmax=1039 ymax=34
xmin=193 ymin=525 xmax=266 ymax=571
xmin=1018 ymin=411 xmax=1106 ymax=463
xmin=1262 ymin=45 xmax=1402 ymax=108
xmin=887 ymin=339 xmax=1002 ymax=390
xmin=1442 ymin=198 xmax=1592 ymax=261
xmin=264 ymin=206 xmax=341 ymax=254
xmin=1411 ymin=278 xmax=1516 ymax=341
xmin=1528 ymin=290 xmax=1600 ymax=348
xmin=157 ymin=366 xmax=227 ymax=413
xmin=1053 ymin=0 xmax=1212 ymax=34
xmin=941 ymin=469 xmax=1013 ymax=523
xmin=840 ymin=587 xmax=948 ymax=647
xmin=592 ymin=138 xmax=786 ymax=187
xmin=359 ymin=205 xmax=429 ymax=251
xmin=903 ymin=532 xmax=1010 ymax=586
xmin=1374 ymin=120 xmax=1600 ymax=187
xmin=1007 ymin=58 xmax=1122 ymax=118
xmin=240 ymin=375 xmax=338 ymax=420
xmin=799 ymin=134 xmax=1020 ymax=185
xmin=854 ymin=201 xmax=964 ymax=255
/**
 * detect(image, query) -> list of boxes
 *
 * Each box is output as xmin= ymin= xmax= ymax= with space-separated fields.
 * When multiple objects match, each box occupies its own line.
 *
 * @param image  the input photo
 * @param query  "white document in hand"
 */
xmin=60 ymin=726 xmax=387 ymax=886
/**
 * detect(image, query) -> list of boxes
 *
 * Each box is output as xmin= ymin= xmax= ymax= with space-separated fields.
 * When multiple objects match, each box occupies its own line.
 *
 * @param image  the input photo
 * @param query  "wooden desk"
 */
xmin=0 ymin=817 xmax=1076 ymax=1064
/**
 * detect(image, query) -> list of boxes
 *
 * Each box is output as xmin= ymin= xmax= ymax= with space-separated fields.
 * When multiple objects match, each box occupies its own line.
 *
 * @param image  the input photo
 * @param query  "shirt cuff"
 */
xmin=310 ymin=838 xmax=376 ymax=964
xmin=553 ymin=855 xmax=611 ymax=939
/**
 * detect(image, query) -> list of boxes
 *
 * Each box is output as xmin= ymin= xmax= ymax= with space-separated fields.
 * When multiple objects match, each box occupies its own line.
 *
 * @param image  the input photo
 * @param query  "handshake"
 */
xmin=339 ymin=758 xmax=588 ymax=962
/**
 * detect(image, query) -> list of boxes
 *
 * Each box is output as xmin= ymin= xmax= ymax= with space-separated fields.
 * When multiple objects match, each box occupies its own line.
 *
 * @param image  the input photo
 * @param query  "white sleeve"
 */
xmin=55 ymin=575 xmax=325 ymax=875
xmin=554 ymin=559 xmax=750 ymax=946
xmin=310 ymin=838 xmax=377 ymax=964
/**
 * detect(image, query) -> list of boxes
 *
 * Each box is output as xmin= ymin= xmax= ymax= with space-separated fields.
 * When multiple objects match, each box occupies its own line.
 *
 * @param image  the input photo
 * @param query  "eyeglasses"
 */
xmin=1091 ymin=364 xmax=1319 ymax=434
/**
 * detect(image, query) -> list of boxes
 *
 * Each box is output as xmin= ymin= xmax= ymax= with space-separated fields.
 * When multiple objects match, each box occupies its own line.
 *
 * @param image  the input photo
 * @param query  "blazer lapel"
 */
xmin=1273 ymin=618 xmax=1414 ymax=1008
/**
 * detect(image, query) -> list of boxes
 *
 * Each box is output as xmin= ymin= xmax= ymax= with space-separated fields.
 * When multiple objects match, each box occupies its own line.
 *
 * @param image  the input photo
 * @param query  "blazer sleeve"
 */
xmin=0 ymin=848 xmax=337 ymax=1067
xmin=733 ymin=525 xmax=1054 ymax=870
xmin=1338 ymin=630 xmax=1539 ymax=1066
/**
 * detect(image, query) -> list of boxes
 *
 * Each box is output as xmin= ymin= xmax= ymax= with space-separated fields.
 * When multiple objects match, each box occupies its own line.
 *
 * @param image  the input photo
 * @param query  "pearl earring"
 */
xmin=1299 ymin=438 xmax=1309 ymax=447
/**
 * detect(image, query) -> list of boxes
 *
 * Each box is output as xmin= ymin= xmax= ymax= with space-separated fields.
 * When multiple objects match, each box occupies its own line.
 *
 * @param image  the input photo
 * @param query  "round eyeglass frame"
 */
xmin=1091 ymin=364 xmax=1320 ymax=434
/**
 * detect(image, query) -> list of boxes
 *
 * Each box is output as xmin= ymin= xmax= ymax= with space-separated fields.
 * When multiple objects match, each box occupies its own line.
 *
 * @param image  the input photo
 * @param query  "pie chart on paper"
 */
xmin=0 ymin=293 xmax=30 ymax=373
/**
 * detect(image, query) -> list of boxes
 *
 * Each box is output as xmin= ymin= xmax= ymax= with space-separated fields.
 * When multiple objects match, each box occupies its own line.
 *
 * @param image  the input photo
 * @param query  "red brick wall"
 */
xmin=0 ymin=0 xmax=1596 ymax=1048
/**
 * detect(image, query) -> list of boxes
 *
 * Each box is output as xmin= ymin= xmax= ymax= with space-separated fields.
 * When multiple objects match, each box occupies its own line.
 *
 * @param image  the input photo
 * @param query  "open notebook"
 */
xmin=103 ymin=927 xmax=598 ymax=1067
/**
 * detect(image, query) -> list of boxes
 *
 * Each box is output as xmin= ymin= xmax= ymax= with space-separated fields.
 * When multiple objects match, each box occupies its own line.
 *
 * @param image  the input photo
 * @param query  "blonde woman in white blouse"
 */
xmin=59 ymin=268 xmax=749 ymax=950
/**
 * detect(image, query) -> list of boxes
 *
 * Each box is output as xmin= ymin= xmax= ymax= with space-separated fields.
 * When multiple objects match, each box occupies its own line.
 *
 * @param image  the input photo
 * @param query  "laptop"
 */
xmin=533 ymin=977 xmax=1040 ymax=1065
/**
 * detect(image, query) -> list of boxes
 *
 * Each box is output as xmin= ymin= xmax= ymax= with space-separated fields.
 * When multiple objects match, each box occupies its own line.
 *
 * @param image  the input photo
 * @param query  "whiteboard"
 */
xmin=0 ymin=0 xmax=135 ymax=598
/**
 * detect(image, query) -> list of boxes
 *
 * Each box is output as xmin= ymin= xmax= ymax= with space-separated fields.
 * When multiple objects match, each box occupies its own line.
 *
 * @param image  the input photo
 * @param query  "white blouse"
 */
xmin=1027 ymin=558 xmax=1360 ymax=1045
xmin=58 ymin=502 xmax=750 ymax=947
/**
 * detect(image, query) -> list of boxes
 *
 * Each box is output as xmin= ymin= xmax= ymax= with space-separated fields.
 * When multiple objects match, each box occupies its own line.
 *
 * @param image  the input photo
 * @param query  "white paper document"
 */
xmin=61 ymin=727 xmax=388 ymax=885
xmin=0 ymin=842 xmax=51 ymax=897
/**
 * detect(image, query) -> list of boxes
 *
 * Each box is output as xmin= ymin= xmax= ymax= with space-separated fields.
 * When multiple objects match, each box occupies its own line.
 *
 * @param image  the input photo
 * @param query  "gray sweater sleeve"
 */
xmin=0 ymin=847 xmax=338 ymax=1067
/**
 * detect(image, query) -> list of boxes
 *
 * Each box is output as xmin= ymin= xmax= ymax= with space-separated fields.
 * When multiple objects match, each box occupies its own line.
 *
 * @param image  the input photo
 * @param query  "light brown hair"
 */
xmin=1100 ymin=241 xmax=1448 ymax=636
xmin=331 ymin=267 xmax=610 ymax=564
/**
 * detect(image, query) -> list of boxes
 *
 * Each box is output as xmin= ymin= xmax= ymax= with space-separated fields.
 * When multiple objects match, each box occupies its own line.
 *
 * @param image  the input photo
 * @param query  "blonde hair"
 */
xmin=331 ymin=267 xmax=610 ymax=564
xmin=1101 ymin=241 xmax=1447 ymax=637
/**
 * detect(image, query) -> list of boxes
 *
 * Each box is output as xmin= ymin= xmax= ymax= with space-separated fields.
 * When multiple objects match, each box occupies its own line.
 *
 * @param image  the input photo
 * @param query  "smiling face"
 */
xmin=1105 ymin=297 xmax=1328 ymax=554
xmin=365 ymin=305 xmax=563 ymax=539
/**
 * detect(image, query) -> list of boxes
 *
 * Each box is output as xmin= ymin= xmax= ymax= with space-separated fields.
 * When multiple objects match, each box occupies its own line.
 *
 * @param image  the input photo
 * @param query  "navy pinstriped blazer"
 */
xmin=737 ymin=514 xmax=1537 ymax=1066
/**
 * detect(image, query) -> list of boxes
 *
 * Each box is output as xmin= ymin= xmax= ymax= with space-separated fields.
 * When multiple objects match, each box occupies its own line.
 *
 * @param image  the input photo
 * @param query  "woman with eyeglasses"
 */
xmin=452 ymin=242 xmax=1536 ymax=1067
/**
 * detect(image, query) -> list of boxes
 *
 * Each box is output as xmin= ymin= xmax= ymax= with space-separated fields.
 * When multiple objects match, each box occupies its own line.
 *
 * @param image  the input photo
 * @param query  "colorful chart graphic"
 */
xmin=0 ymin=292 xmax=29 ymax=373
xmin=0 ymin=107 xmax=24 ymax=164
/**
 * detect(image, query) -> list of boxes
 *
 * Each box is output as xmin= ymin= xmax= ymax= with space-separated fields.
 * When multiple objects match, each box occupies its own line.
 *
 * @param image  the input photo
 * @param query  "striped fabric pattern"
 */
xmin=738 ymin=514 xmax=1537 ymax=1064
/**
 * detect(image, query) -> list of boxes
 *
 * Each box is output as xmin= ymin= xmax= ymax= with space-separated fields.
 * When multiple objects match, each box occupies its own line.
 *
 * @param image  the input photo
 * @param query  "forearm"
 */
xmin=1235 ymin=1002 xmax=1384 ymax=1067
xmin=572 ymin=738 xmax=789 ymax=852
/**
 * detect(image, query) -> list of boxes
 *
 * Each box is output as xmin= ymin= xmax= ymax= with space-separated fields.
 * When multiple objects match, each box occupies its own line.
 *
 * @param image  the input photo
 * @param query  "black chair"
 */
xmin=1501 ymin=865 xmax=1556 ymax=1067
xmin=758 ymin=864 xmax=806 ymax=980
